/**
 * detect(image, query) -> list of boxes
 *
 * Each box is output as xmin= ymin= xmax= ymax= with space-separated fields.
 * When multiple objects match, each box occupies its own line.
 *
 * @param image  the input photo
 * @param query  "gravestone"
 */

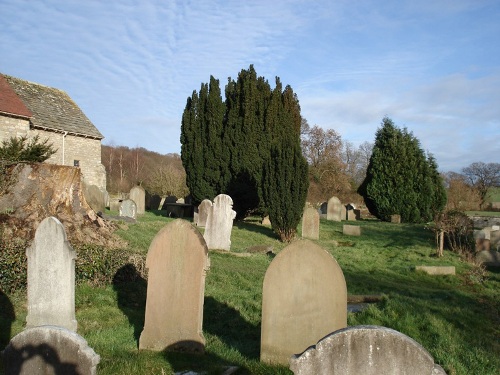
xmin=327 ymin=197 xmax=342 ymax=221
xmin=391 ymin=214 xmax=401 ymax=224
xmin=203 ymin=194 xmax=236 ymax=251
xmin=261 ymin=239 xmax=347 ymax=365
xmin=475 ymin=250 xmax=500 ymax=267
xmin=83 ymin=184 xmax=105 ymax=213
xmin=341 ymin=205 xmax=347 ymax=221
xmin=262 ymin=216 xmax=271 ymax=225
xmin=415 ymin=266 xmax=456 ymax=275
xmin=302 ymin=207 xmax=319 ymax=240
xmin=146 ymin=192 xmax=162 ymax=210
xmin=130 ymin=185 xmax=146 ymax=215
xmin=109 ymin=198 xmax=121 ymax=212
xmin=119 ymin=199 xmax=137 ymax=219
xmin=161 ymin=195 xmax=178 ymax=210
xmin=343 ymin=224 xmax=361 ymax=236
xmin=3 ymin=326 xmax=100 ymax=375
xmin=289 ymin=325 xmax=446 ymax=375
xmin=319 ymin=202 xmax=328 ymax=218
xmin=197 ymin=199 xmax=212 ymax=227
xmin=26 ymin=217 xmax=77 ymax=331
xmin=139 ymin=219 xmax=210 ymax=353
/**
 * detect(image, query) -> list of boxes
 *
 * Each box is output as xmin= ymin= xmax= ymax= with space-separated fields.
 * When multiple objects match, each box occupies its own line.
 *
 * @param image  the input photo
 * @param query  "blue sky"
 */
xmin=1 ymin=0 xmax=499 ymax=172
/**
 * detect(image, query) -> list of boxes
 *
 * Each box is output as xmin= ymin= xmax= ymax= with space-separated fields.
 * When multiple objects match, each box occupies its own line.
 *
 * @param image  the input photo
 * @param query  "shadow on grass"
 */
xmin=112 ymin=264 xmax=147 ymax=346
xmin=163 ymin=349 xmax=251 ymax=375
xmin=234 ymin=220 xmax=279 ymax=241
xmin=203 ymin=296 xmax=261 ymax=360
xmin=0 ymin=289 xmax=15 ymax=348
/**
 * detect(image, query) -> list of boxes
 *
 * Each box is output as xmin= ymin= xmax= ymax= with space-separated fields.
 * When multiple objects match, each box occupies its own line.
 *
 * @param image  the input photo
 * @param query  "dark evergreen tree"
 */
xmin=358 ymin=117 xmax=446 ymax=223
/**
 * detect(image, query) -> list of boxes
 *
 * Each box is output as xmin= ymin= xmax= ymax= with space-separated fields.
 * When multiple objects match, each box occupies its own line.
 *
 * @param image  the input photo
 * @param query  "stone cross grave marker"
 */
xmin=261 ymin=239 xmax=347 ymax=365
xmin=203 ymin=194 xmax=236 ymax=251
xmin=120 ymin=198 xmax=137 ymax=219
xmin=290 ymin=326 xmax=447 ymax=375
xmin=327 ymin=196 xmax=342 ymax=221
xmin=196 ymin=199 xmax=212 ymax=227
xmin=302 ymin=207 xmax=319 ymax=240
xmin=26 ymin=217 xmax=77 ymax=331
xmin=3 ymin=326 xmax=100 ymax=375
xmin=139 ymin=219 xmax=210 ymax=353
xmin=130 ymin=185 xmax=146 ymax=215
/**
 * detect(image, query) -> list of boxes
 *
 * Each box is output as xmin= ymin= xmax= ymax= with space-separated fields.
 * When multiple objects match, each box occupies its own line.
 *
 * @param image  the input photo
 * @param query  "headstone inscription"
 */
xmin=3 ymin=326 xmax=100 ymax=375
xmin=302 ymin=207 xmax=319 ymax=240
xmin=261 ymin=239 xmax=347 ymax=365
xmin=130 ymin=185 xmax=146 ymax=215
xmin=203 ymin=194 xmax=236 ymax=251
xmin=139 ymin=219 xmax=210 ymax=353
xmin=26 ymin=217 xmax=77 ymax=331
xmin=327 ymin=197 xmax=342 ymax=221
xmin=289 ymin=325 xmax=447 ymax=375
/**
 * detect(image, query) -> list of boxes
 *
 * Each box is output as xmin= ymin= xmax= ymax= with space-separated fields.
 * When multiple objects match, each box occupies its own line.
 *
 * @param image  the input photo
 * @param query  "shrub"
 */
xmin=0 ymin=224 xmax=28 ymax=293
xmin=431 ymin=210 xmax=475 ymax=256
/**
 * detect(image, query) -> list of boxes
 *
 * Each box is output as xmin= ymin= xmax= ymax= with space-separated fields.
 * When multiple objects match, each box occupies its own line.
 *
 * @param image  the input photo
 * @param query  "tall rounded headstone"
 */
xmin=261 ymin=239 xmax=347 ymax=365
xmin=203 ymin=194 xmax=236 ymax=251
xmin=26 ymin=217 xmax=77 ymax=331
xmin=327 ymin=196 xmax=342 ymax=221
xmin=130 ymin=185 xmax=146 ymax=215
xmin=139 ymin=219 xmax=210 ymax=353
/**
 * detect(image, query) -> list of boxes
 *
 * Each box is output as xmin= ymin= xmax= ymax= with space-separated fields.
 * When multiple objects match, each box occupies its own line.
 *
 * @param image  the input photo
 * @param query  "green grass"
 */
xmin=1 ymin=213 xmax=499 ymax=374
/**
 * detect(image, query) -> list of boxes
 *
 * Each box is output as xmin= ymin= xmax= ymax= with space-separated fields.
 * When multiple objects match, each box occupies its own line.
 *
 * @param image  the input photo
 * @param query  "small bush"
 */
xmin=0 ymin=225 xmax=28 ymax=293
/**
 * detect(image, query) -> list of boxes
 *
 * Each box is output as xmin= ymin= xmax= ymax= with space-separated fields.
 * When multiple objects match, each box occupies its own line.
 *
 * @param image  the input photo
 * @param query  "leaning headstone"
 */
xmin=3 ymin=326 xmax=100 ymax=375
xmin=343 ymin=224 xmax=361 ymax=236
xmin=130 ymin=185 xmax=146 ymax=215
xmin=391 ymin=214 xmax=401 ymax=224
xmin=475 ymin=250 xmax=500 ymax=267
xmin=261 ymin=216 xmax=271 ymax=225
xmin=327 ymin=197 xmax=342 ymax=221
xmin=197 ymin=199 xmax=212 ymax=227
xmin=83 ymin=184 xmax=105 ymax=213
xmin=139 ymin=219 xmax=210 ymax=353
xmin=26 ymin=217 xmax=77 ymax=331
xmin=261 ymin=239 xmax=347 ymax=365
xmin=302 ymin=207 xmax=319 ymax=240
xmin=120 ymin=199 xmax=137 ymax=219
xmin=289 ymin=325 xmax=446 ymax=375
xmin=203 ymin=194 xmax=236 ymax=251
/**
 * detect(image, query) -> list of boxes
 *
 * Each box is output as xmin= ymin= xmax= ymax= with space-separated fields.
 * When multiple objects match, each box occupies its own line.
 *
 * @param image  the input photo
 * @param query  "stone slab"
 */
xmin=415 ymin=266 xmax=456 ymax=275
xmin=343 ymin=225 xmax=361 ymax=236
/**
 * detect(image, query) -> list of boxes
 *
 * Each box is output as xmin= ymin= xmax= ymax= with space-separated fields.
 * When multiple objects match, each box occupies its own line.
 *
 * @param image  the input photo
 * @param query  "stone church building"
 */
xmin=0 ymin=73 xmax=106 ymax=191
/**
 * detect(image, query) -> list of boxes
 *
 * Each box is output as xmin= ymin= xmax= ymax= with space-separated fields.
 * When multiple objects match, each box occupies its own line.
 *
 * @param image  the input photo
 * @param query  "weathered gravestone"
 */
xmin=203 ymin=194 xmax=236 ymax=251
xmin=302 ymin=207 xmax=319 ymax=240
xmin=130 ymin=185 xmax=146 ymax=215
xmin=26 ymin=217 xmax=77 ymax=331
xmin=391 ymin=214 xmax=401 ymax=224
xmin=109 ymin=198 xmax=121 ymax=212
xmin=3 ymin=326 xmax=100 ymax=375
xmin=119 ymin=199 xmax=137 ymax=220
xmin=289 ymin=325 xmax=447 ymax=375
xmin=196 ymin=199 xmax=212 ymax=227
xmin=139 ymin=219 xmax=210 ymax=353
xmin=261 ymin=216 xmax=271 ymax=225
xmin=327 ymin=197 xmax=342 ymax=221
xmin=146 ymin=192 xmax=162 ymax=210
xmin=83 ymin=183 xmax=105 ymax=213
xmin=475 ymin=250 xmax=500 ymax=267
xmin=346 ymin=203 xmax=357 ymax=221
xmin=261 ymin=239 xmax=347 ymax=365
xmin=343 ymin=224 xmax=361 ymax=236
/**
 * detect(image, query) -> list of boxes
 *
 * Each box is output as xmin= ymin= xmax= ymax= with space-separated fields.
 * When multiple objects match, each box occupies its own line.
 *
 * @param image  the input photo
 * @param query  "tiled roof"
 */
xmin=0 ymin=74 xmax=32 ymax=118
xmin=1 ymin=74 xmax=103 ymax=139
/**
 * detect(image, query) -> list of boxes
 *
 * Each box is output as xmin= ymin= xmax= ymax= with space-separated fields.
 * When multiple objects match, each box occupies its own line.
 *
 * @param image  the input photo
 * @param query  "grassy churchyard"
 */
xmin=2 ymin=211 xmax=500 ymax=375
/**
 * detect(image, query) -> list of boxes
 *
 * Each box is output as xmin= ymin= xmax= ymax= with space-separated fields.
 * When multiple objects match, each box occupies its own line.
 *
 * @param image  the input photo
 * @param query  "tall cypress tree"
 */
xmin=358 ymin=117 xmax=446 ymax=223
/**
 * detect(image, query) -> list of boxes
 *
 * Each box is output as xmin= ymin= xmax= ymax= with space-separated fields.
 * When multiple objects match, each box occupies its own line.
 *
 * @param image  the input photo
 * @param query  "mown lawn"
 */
xmin=1 ymin=212 xmax=499 ymax=374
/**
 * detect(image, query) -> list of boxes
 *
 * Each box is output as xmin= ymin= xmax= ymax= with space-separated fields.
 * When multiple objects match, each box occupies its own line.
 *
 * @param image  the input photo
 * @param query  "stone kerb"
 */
xmin=119 ymin=199 xmax=137 ymax=220
xmin=302 ymin=207 xmax=319 ymax=240
xmin=129 ymin=185 xmax=146 ymax=215
xmin=203 ymin=194 xmax=236 ymax=251
xmin=326 ymin=196 xmax=342 ymax=221
xmin=196 ymin=199 xmax=212 ymax=227
xmin=26 ymin=217 xmax=77 ymax=331
xmin=139 ymin=219 xmax=210 ymax=353
xmin=261 ymin=239 xmax=347 ymax=366
xmin=289 ymin=325 xmax=446 ymax=375
xmin=3 ymin=325 xmax=100 ymax=375
xmin=343 ymin=224 xmax=361 ymax=236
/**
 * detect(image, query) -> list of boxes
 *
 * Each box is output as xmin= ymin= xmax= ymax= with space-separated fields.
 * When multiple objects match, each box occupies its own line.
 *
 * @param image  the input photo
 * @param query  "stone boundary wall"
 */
xmin=470 ymin=216 xmax=500 ymax=229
